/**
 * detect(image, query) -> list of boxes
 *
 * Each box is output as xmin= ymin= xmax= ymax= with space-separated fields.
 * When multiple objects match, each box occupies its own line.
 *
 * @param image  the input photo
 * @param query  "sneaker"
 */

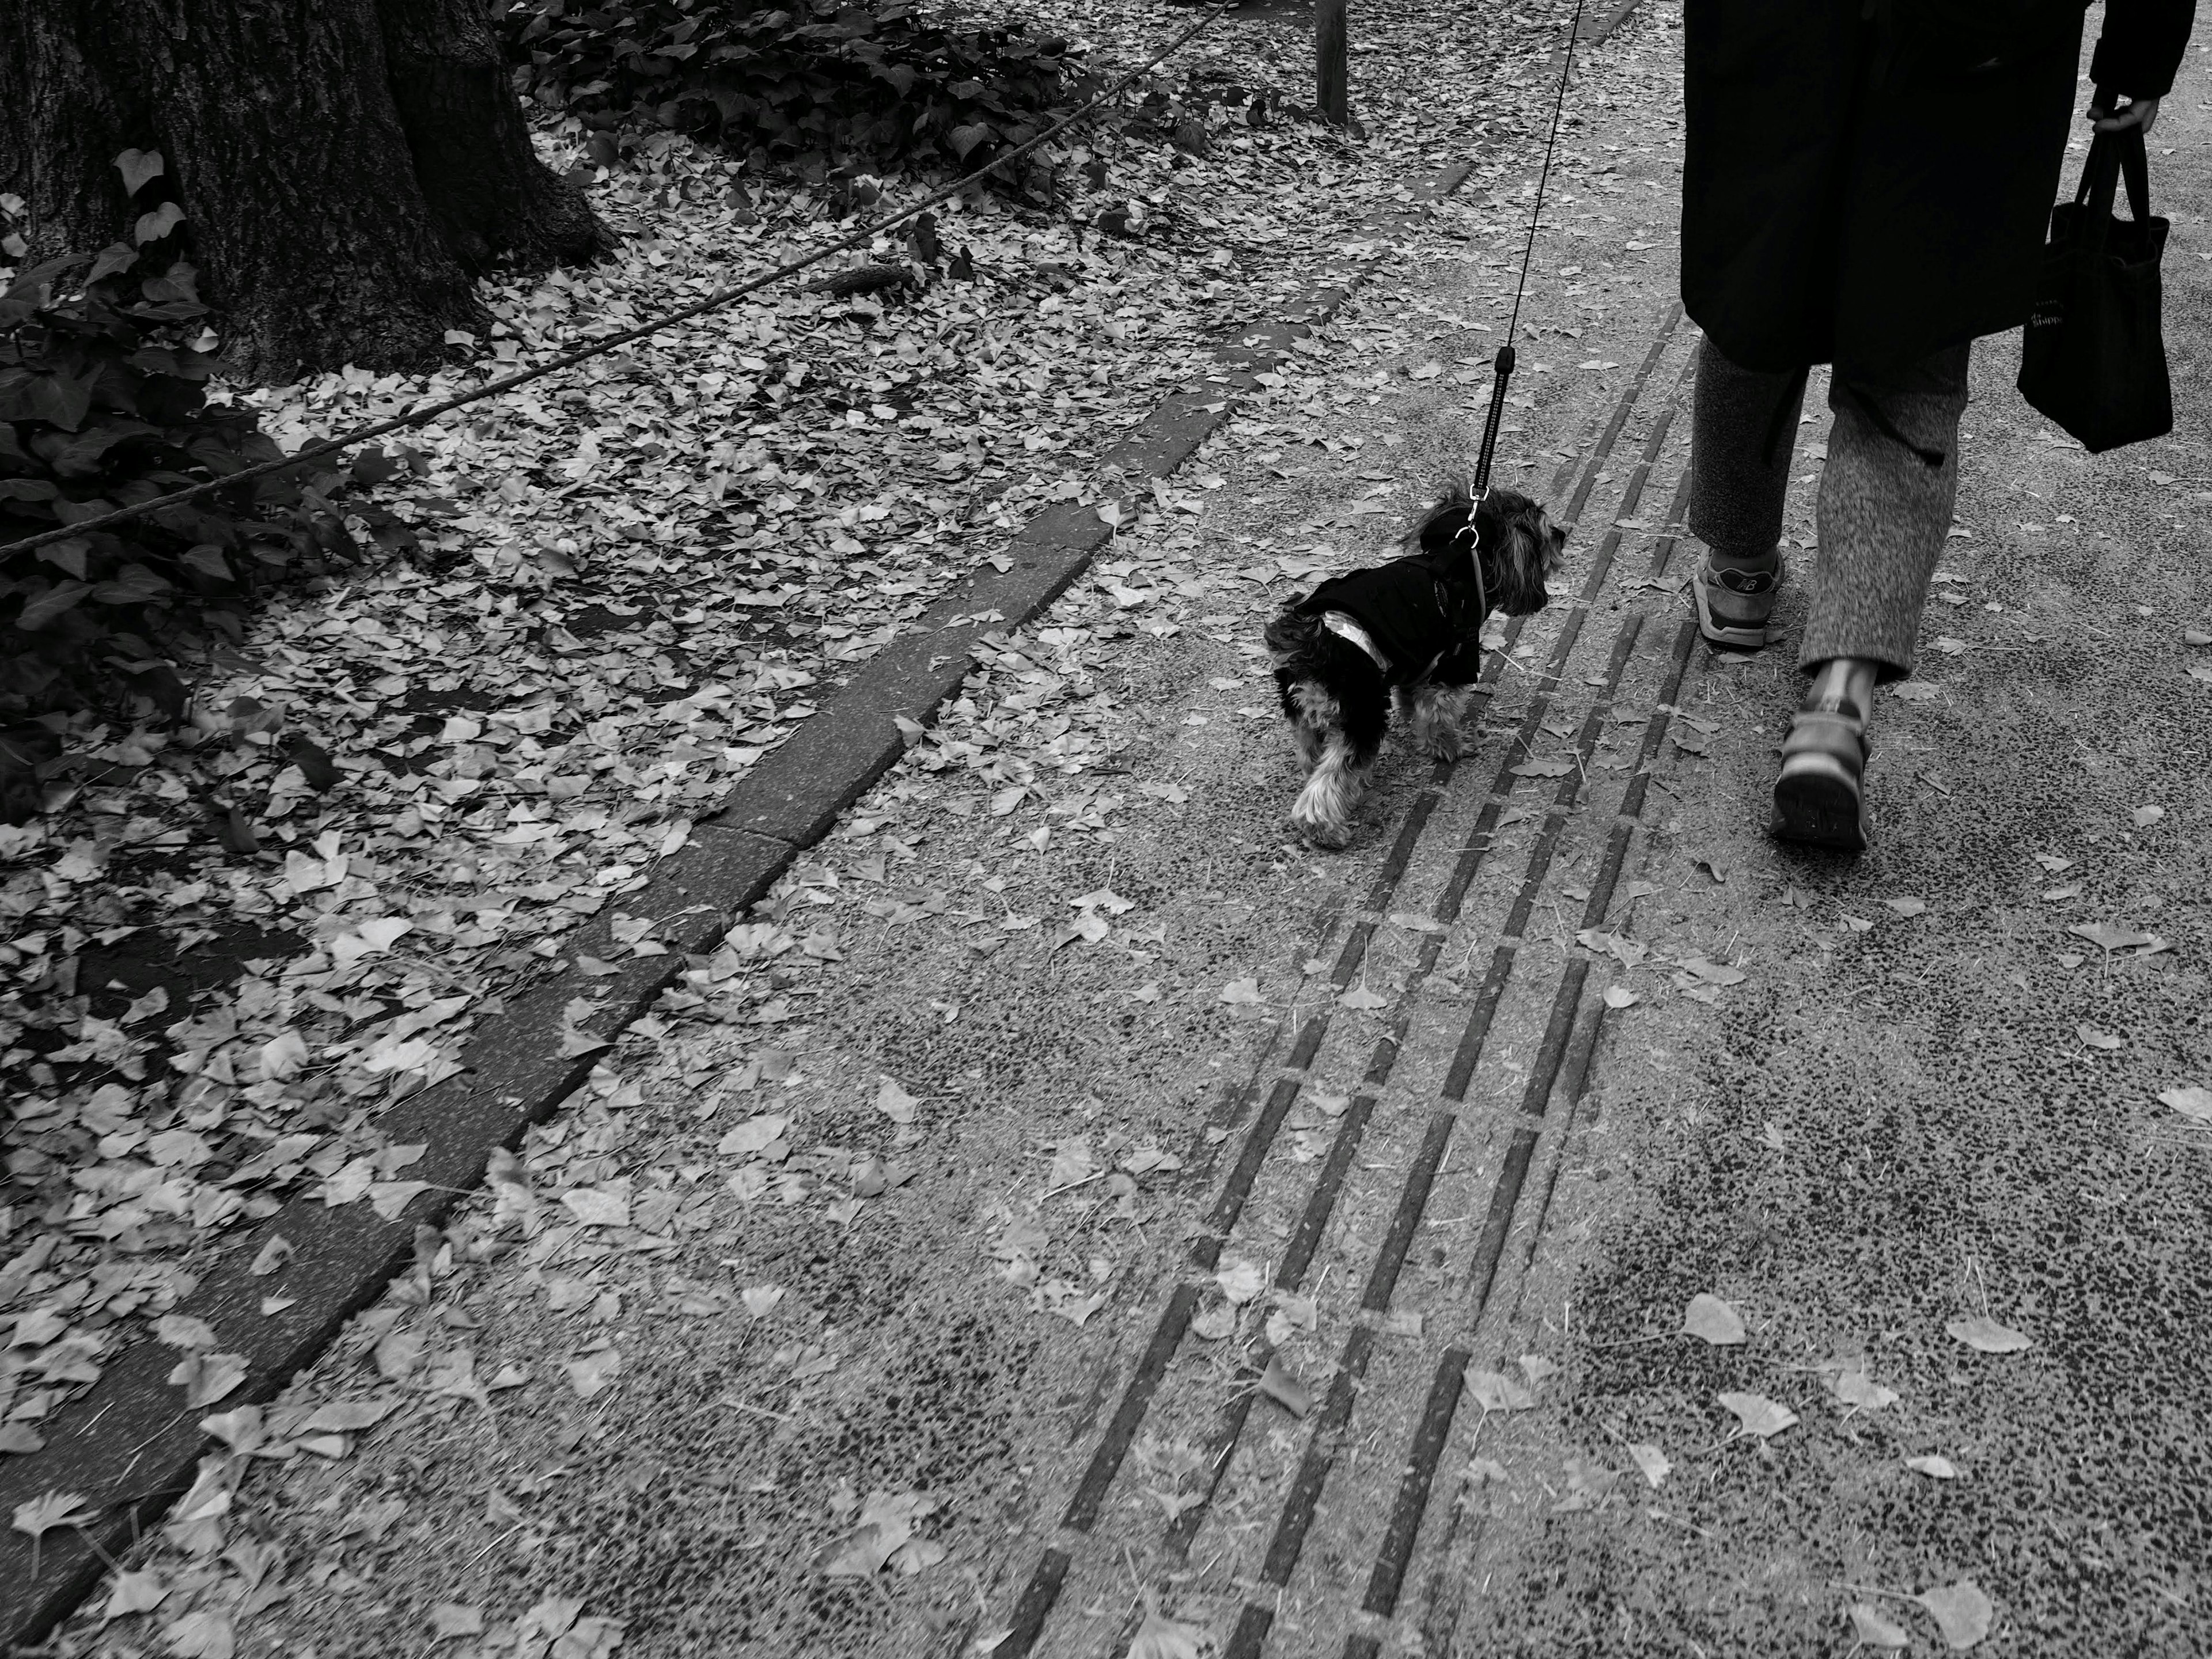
xmin=1769 ymin=698 xmax=1871 ymax=852
xmin=1692 ymin=554 xmax=1782 ymax=649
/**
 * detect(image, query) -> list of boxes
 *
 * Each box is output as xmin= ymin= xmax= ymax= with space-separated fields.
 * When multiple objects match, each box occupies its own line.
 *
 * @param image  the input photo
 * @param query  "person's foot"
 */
xmin=1769 ymin=694 xmax=1871 ymax=852
xmin=1692 ymin=553 xmax=1782 ymax=649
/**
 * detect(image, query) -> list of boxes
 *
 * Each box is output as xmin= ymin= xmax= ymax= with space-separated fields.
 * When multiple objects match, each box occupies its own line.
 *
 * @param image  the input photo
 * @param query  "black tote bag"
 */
xmin=2018 ymin=124 xmax=2172 ymax=453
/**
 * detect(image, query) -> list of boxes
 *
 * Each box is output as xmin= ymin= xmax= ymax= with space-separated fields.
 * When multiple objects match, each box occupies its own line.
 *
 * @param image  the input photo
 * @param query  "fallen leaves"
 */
xmin=1680 ymin=1292 xmax=1745 ymax=1346
xmin=1915 ymin=1581 xmax=1997 ymax=1649
xmin=1906 ymin=1454 xmax=1961 ymax=1479
xmin=1128 ymin=1601 xmax=1207 ymax=1659
xmin=2158 ymin=1085 xmax=2212 ymax=1123
xmin=1830 ymin=1369 xmax=1899 ymax=1412
xmin=1946 ymin=1315 xmax=2033 ymax=1354
xmin=1259 ymin=1353 xmax=1312 ymax=1417
xmin=1716 ymin=1391 xmax=1798 ymax=1440
xmin=1463 ymin=1369 xmax=1537 ymax=1413
xmin=2067 ymin=920 xmax=2167 ymax=955
xmin=816 ymin=1490 xmax=945 ymax=1578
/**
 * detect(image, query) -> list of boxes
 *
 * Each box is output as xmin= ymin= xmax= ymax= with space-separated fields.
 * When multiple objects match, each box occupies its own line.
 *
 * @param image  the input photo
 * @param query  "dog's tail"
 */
xmin=1264 ymin=605 xmax=1323 ymax=660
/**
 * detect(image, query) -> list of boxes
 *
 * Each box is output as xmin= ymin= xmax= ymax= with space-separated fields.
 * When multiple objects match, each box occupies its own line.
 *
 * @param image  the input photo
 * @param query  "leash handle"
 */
xmin=1472 ymin=343 xmax=1516 ymax=496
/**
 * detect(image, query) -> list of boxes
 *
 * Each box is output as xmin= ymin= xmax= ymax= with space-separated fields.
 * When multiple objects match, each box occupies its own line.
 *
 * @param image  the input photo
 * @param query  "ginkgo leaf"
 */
xmin=1214 ymin=1260 xmax=1264 ymax=1305
xmin=1339 ymin=984 xmax=1387 ymax=1010
xmin=1259 ymin=1354 xmax=1312 ymax=1417
xmin=2070 ymin=920 xmax=2156 ymax=952
xmin=1219 ymin=977 xmax=1263 ymax=1005
xmin=2158 ymin=1085 xmax=2212 ymax=1123
xmin=1946 ymin=1315 xmax=2032 ymax=1354
xmin=1850 ymin=1603 xmax=1911 ymax=1649
xmin=1129 ymin=1601 xmax=1206 ymax=1659
xmin=1603 ymin=984 xmax=1638 ymax=1009
xmin=1880 ymin=896 xmax=1927 ymax=916
xmin=12 ymin=1489 xmax=91 ymax=1538
xmin=561 ymin=1187 xmax=630 ymax=1228
xmin=1832 ymin=1369 xmax=1899 ymax=1411
xmin=1906 ymin=1454 xmax=1960 ymax=1479
xmin=1464 ymin=1368 xmax=1536 ymax=1412
xmin=1627 ymin=1443 xmax=1669 ymax=1488
xmin=2075 ymin=1024 xmax=2122 ymax=1051
xmin=1717 ymin=1391 xmax=1798 ymax=1439
xmin=100 ymin=1568 xmax=168 ymax=1622
xmin=167 ymin=1351 xmax=249 ymax=1408
xmin=874 ymin=1078 xmax=919 ymax=1124
xmin=1915 ymin=1580 xmax=1995 ymax=1649
xmin=563 ymin=1347 xmax=622 ymax=1399
xmin=1680 ymin=1293 xmax=1745 ymax=1346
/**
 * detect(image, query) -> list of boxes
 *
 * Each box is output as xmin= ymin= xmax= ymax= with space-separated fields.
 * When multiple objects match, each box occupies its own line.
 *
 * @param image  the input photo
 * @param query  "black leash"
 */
xmin=1472 ymin=0 xmax=1589 ymax=497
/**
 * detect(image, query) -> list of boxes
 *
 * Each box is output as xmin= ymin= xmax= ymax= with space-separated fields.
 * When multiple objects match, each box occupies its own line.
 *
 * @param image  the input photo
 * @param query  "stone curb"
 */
xmin=0 ymin=157 xmax=1483 ymax=1647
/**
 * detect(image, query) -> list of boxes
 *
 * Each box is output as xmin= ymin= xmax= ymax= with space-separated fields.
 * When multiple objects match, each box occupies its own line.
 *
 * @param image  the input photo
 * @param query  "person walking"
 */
xmin=1680 ymin=0 xmax=2196 ymax=851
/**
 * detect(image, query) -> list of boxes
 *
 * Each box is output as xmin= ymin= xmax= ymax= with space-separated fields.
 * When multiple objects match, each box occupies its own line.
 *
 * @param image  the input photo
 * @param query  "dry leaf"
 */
xmin=874 ymin=1078 xmax=919 ymax=1124
xmin=1259 ymin=1354 xmax=1312 ymax=1417
xmin=1681 ymin=1293 xmax=1746 ymax=1346
xmin=1129 ymin=1601 xmax=1206 ymax=1659
xmin=1915 ymin=1581 xmax=1995 ymax=1649
xmin=1219 ymin=977 xmax=1263 ymax=1005
xmin=1906 ymin=1454 xmax=1960 ymax=1479
xmin=563 ymin=1347 xmax=622 ymax=1399
xmin=1832 ymin=1369 xmax=1899 ymax=1412
xmin=1717 ymin=1391 xmax=1797 ymax=1440
xmin=1946 ymin=1315 xmax=2032 ymax=1354
xmin=2158 ymin=1085 xmax=2212 ymax=1123
xmin=1214 ymin=1260 xmax=1264 ymax=1305
xmin=1463 ymin=1368 xmax=1536 ymax=1412
xmin=1850 ymin=1603 xmax=1911 ymax=1649
xmin=1627 ymin=1443 xmax=1669 ymax=1488
xmin=1880 ymin=896 xmax=1927 ymax=916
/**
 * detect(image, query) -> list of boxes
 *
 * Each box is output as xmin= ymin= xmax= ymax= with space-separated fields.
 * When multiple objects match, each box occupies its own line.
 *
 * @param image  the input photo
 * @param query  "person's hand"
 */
xmin=2089 ymin=91 xmax=2160 ymax=136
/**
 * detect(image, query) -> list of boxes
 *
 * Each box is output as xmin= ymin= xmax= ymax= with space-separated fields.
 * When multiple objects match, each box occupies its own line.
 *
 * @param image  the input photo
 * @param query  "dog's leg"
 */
xmin=1291 ymin=733 xmax=1364 ymax=849
xmin=1410 ymin=683 xmax=1473 ymax=762
xmin=1285 ymin=679 xmax=1336 ymax=770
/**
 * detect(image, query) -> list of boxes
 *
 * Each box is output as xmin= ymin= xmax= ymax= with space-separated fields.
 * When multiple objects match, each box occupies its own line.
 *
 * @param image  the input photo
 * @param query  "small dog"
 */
xmin=1266 ymin=483 xmax=1565 ymax=849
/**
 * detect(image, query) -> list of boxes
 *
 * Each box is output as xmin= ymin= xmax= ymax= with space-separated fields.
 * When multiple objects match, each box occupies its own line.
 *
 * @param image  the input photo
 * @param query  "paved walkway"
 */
xmin=37 ymin=9 xmax=2211 ymax=1657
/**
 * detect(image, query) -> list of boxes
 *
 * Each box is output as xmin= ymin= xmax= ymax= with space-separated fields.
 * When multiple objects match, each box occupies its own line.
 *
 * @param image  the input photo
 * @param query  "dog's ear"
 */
xmin=1545 ymin=520 xmax=1567 ymax=574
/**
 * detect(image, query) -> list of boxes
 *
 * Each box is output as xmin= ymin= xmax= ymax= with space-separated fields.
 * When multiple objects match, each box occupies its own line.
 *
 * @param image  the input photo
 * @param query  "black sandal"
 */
xmin=1769 ymin=698 xmax=1871 ymax=853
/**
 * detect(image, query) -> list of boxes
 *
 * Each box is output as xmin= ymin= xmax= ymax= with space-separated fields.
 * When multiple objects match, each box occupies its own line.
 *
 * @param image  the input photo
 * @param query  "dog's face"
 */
xmin=1416 ymin=486 xmax=1566 ymax=616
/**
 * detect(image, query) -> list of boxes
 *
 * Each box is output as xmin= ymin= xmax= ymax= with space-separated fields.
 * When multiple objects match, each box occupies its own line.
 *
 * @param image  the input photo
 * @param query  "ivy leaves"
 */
xmin=0 ymin=183 xmax=351 ymax=818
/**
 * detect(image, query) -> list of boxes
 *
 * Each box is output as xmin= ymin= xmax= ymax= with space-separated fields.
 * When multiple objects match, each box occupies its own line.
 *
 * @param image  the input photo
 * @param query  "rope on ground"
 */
xmin=0 ymin=5 xmax=1230 ymax=565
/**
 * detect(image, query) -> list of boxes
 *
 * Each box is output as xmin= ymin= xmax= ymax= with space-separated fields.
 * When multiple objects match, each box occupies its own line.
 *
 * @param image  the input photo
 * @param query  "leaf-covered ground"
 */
xmin=0 ymin=0 xmax=1584 ymax=1556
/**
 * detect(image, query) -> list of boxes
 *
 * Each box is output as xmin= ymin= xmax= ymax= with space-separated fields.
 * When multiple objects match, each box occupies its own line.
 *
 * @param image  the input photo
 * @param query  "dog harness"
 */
xmin=1320 ymin=611 xmax=1394 ymax=675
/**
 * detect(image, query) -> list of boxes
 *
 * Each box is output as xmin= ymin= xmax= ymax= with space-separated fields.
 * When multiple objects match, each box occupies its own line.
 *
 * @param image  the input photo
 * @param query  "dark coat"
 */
xmin=1681 ymin=0 xmax=2197 ymax=377
xmin=1294 ymin=543 xmax=1486 ymax=686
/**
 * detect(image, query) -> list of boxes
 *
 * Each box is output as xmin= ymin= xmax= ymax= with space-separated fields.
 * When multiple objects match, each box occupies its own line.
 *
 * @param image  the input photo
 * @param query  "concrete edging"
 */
xmin=0 ymin=158 xmax=1483 ymax=1647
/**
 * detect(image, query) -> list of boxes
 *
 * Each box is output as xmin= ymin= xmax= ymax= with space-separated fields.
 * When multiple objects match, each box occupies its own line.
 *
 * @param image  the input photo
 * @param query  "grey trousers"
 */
xmin=1686 ymin=335 xmax=1972 ymax=678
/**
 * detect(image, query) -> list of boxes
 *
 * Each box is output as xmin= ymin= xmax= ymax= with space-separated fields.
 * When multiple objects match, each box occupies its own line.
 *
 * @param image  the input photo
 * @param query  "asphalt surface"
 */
xmin=32 ymin=6 xmax=2211 ymax=1658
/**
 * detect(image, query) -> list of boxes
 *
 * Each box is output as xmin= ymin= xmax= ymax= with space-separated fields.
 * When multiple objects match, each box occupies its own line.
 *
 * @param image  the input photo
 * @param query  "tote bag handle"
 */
xmin=2075 ymin=124 xmax=2153 ymax=254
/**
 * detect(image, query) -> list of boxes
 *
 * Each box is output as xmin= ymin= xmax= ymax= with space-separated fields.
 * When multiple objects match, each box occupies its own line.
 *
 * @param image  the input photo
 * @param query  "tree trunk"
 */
xmin=0 ymin=0 xmax=607 ymax=382
xmin=378 ymin=0 xmax=603 ymax=276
